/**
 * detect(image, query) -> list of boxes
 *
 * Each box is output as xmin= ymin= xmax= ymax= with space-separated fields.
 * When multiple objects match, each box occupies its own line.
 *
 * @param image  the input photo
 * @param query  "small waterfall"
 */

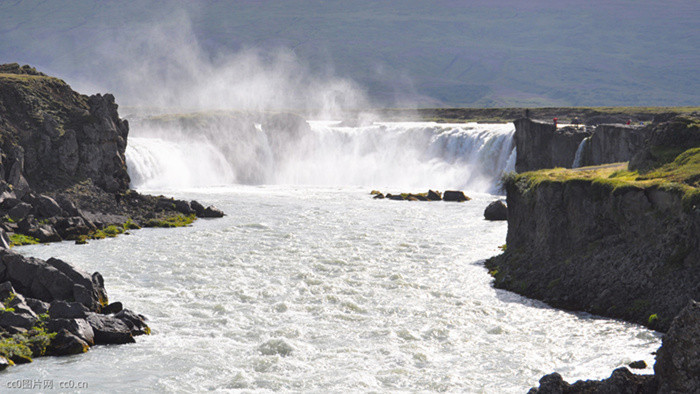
xmin=572 ymin=137 xmax=590 ymax=168
xmin=126 ymin=119 xmax=516 ymax=193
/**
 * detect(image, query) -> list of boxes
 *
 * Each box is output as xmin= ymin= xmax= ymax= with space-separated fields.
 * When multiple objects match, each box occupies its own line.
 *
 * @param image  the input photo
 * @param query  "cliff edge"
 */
xmin=487 ymin=114 xmax=700 ymax=332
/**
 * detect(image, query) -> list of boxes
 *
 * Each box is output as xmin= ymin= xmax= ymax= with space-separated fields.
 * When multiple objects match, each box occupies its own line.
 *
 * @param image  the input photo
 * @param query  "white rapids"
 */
xmin=5 ymin=121 xmax=660 ymax=392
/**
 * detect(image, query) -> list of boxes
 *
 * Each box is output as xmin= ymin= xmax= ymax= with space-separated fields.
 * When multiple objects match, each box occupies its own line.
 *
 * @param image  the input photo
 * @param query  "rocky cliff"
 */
xmin=487 ymin=115 xmax=700 ymax=332
xmin=0 ymin=63 xmax=129 ymax=193
xmin=0 ymin=64 xmax=223 ymax=246
xmin=579 ymin=123 xmax=652 ymax=167
xmin=514 ymin=117 xmax=655 ymax=172
xmin=514 ymin=118 xmax=591 ymax=172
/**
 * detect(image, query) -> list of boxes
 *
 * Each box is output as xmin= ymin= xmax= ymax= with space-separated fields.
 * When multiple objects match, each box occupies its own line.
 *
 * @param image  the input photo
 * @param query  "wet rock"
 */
xmin=373 ymin=193 xmax=385 ymax=199
xmin=48 ymin=329 xmax=89 ymax=356
xmin=443 ymin=190 xmax=470 ymax=202
xmin=173 ymin=199 xmax=194 ymax=215
xmin=386 ymin=194 xmax=404 ymax=201
xmin=101 ymin=301 xmax=123 ymax=315
xmin=629 ymin=360 xmax=647 ymax=369
xmin=529 ymin=368 xmax=656 ymax=393
xmin=85 ymin=313 xmax=135 ymax=344
xmin=407 ymin=194 xmax=428 ymax=201
xmin=190 ymin=200 xmax=206 ymax=216
xmin=47 ymin=318 xmax=95 ymax=346
xmin=201 ymin=206 xmax=224 ymax=218
xmin=655 ymin=300 xmax=700 ymax=393
xmin=7 ymin=202 xmax=32 ymax=222
xmin=484 ymin=200 xmax=508 ymax=221
xmin=114 ymin=309 xmax=149 ymax=336
xmin=427 ymin=190 xmax=442 ymax=201
xmin=49 ymin=300 xmax=89 ymax=319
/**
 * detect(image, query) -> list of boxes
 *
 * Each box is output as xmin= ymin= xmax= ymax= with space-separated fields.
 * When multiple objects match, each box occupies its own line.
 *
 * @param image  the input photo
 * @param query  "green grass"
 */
xmin=511 ymin=147 xmax=700 ymax=210
xmin=143 ymin=214 xmax=196 ymax=228
xmin=9 ymin=234 xmax=40 ymax=247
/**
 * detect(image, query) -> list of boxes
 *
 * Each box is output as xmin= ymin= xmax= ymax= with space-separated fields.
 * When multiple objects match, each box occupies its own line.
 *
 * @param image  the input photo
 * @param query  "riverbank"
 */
xmin=0 ymin=64 xmax=225 ymax=369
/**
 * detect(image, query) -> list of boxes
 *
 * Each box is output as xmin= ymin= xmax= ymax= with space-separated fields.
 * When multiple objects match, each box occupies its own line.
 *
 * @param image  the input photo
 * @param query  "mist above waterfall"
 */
xmin=87 ymin=13 xmax=369 ymax=117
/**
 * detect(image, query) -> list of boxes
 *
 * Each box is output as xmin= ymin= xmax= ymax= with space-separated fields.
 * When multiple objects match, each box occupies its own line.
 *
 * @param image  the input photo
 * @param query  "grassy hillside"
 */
xmin=1 ymin=0 xmax=698 ymax=108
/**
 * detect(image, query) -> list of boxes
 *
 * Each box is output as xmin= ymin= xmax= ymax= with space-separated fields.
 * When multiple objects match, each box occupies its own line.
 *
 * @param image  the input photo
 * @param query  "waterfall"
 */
xmin=572 ymin=137 xmax=590 ymax=168
xmin=126 ymin=119 xmax=516 ymax=193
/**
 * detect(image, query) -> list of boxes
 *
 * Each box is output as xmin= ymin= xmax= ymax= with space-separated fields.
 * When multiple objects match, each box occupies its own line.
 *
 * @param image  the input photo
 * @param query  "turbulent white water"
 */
xmin=126 ymin=121 xmax=516 ymax=193
xmin=9 ymin=187 xmax=660 ymax=392
xmin=6 ymin=121 xmax=660 ymax=392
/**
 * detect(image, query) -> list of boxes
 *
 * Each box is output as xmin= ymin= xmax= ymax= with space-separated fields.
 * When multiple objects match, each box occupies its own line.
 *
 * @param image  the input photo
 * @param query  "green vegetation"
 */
xmin=9 ymin=234 xmax=40 ymax=247
xmin=510 ymin=146 xmax=700 ymax=211
xmin=648 ymin=313 xmax=659 ymax=325
xmin=0 ymin=326 xmax=56 ymax=364
xmin=143 ymin=214 xmax=196 ymax=228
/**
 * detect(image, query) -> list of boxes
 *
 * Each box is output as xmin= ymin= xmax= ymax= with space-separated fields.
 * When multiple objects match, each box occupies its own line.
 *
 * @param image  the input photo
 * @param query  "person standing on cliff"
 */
xmin=553 ymin=117 xmax=558 ymax=128
xmin=525 ymin=109 xmax=530 ymax=118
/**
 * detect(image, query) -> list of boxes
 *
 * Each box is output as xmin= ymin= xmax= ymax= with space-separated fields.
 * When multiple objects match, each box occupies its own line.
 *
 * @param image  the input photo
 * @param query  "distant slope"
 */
xmin=1 ymin=0 xmax=698 ymax=108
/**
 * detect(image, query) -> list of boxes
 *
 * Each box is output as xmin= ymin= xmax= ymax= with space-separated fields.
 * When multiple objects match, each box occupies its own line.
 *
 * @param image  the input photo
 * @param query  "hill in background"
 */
xmin=1 ymin=0 xmax=698 ymax=108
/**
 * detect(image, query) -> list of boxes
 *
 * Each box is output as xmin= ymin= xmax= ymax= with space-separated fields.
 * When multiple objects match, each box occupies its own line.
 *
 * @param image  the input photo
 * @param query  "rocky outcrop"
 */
xmin=515 ymin=117 xmax=659 ymax=172
xmin=578 ymin=124 xmax=652 ymax=167
xmin=488 ymin=114 xmax=699 ymax=331
xmin=0 ymin=249 xmax=148 ymax=365
xmin=655 ymin=300 xmax=700 ymax=393
xmin=0 ymin=64 xmax=225 ymax=245
xmin=529 ymin=300 xmax=700 ymax=393
xmin=0 ymin=63 xmax=129 ymax=193
xmin=370 ymin=189 xmax=470 ymax=202
xmin=486 ymin=176 xmax=699 ymax=331
xmin=514 ymin=118 xmax=592 ymax=172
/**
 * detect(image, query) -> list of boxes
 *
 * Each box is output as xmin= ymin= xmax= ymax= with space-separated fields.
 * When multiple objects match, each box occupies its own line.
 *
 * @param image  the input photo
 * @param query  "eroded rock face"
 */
xmin=655 ymin=300 xmax=700 ymax=393
xmin=514 ymin=118 xmax=591 ymax=172
xmin=0 ymin=69 xmax=130 ymax=193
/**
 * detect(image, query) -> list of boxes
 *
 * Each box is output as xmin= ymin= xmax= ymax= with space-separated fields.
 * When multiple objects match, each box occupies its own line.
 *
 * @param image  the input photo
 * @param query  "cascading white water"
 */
xmin=126 ymin=120 xmax=516 ymax=193
xmin=572 ymin=137 xmax=590 ymax=168
xmin=126 ymin=137 xmax=236 ymax=189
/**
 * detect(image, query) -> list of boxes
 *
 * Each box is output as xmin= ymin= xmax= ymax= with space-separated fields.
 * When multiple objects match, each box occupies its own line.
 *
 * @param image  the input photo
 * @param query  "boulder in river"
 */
xmin=442 ymin=190 xmax=470 ymax=202
xmin=484 ymin=200 xmax=508 ymax=221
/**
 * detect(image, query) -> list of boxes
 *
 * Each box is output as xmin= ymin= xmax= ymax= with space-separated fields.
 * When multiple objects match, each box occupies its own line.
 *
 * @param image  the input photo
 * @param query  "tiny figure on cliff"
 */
xmin=525 ymin=109 xmax=530 ymax=118
xmin=626 ymin=119 xmax=631 ymax=125
xmin=553 ymin=117 xmax=558 ymax=128
xmin=572 ymin=117 xmax=580 ymax=127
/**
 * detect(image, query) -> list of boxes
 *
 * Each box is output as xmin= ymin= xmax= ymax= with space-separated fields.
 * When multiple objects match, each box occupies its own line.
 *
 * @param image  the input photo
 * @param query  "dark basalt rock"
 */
xmin=655 ymin=300 xmax=700 ymax=393
xmin=484 ymin=200 xmax=508 ymax=221
xmin=443 ymin=190 xmax=470 ymax=202
xmin=528 ymin=368 xmax=656 ymax=394
xmin=47 ymin=318 xmax=95 ymax=346
xmin=48 ymin=300 xmax=90 ymax=319
xmin=427 ymin=190 xmax=442 ymax=201
xmin=201 ymin=206 xmax=225 ymax=218
xmin=86 ymin=313 xmax=135 ymax=344
xmin=48 ymin=329 xmax=89 ymax=356
xmin=629 ymin=360 xmax=647 ymax=370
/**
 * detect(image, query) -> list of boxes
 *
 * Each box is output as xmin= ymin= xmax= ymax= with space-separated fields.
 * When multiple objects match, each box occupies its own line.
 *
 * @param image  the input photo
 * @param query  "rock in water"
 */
xmin=484 ymin=200 xmax=508 ymax=221
xmin=442 ymin=190 xmax=470 ymax=202
xmin=427 ymin=190 xmax=442 ymax=201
